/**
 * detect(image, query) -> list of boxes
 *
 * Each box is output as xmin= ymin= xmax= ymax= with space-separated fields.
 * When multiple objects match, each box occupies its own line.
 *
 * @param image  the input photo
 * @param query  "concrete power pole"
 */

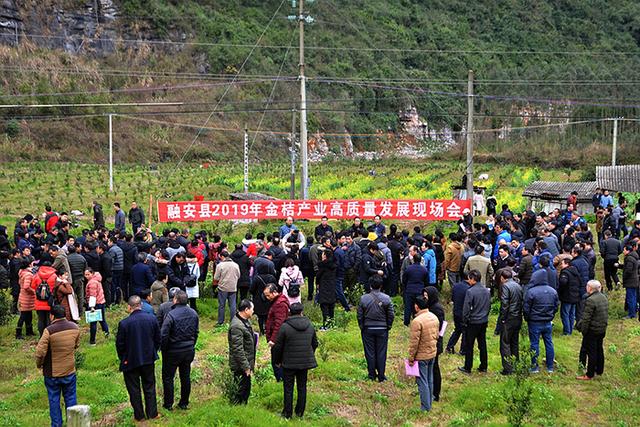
xmin=611 ymin=117 xmax=618 ymax=166
xmin=243 ymin=127 xmax=249 ymax=193
xmin=298 ymin=0 xmax=309 ymax=199
xmin=108 ymin=113 xmax=114 ymax=192
xmin=466 ymin=70 xmax=474 ymax=205
xmin=290 ymin=108 xmax=297 ymax=199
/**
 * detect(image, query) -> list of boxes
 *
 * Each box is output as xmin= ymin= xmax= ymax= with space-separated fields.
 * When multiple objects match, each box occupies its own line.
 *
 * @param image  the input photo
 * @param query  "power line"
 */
xmin=17 ymin=33 xmax=640 ymax=55
xmin=168 ymin=0 xmax=289 ymax=175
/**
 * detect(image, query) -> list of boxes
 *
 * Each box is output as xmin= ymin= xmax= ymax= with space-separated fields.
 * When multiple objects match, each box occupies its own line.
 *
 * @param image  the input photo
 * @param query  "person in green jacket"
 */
xmin=576 ymin=280 xmax=608 ymax=380
xmin=227 ymin=299 xmax=256 ymax=404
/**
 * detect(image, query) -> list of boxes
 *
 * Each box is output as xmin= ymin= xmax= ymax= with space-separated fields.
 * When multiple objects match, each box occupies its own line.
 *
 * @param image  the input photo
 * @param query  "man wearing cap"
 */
xmin=157 ymin=287 xmax=181 ymax=328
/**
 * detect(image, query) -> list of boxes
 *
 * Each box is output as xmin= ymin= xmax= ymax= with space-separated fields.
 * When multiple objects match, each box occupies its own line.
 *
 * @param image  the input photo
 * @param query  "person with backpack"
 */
xmin=279 ymin=258 xmax=304 ymax=305
xmin=84 ymin=268 xmax=109 ymax=345
xmin=185 ymin=252 xmax=200 ymax=311
xmin=16 ymin=258 xmax=36 ymax=339
xmin=31 ymin=261 xmax=58 ymax=336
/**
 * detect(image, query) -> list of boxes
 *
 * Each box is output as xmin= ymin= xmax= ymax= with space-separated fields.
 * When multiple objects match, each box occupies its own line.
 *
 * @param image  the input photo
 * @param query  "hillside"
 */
xmin=1 ymin=0 xmax=640 ymax=165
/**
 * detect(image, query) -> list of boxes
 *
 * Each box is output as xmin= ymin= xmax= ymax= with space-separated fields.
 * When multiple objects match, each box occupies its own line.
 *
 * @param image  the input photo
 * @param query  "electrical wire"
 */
xmin=167 ymin=0 xmax=289 ymax=175
xmin=17 ymin=33 xmax=640 ymax=55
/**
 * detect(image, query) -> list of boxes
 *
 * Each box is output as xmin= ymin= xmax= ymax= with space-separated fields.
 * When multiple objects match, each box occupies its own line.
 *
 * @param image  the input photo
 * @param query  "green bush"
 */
xmin=0 ymin=290 xmax=12 ymax=326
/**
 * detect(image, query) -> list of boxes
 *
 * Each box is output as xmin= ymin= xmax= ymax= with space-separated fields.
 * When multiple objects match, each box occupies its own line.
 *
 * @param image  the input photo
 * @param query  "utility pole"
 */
xmin=243 ymin=126 xmax=249 ymax=193
xmin=298 ymin=0 xmax=309 ymax=199
xmin=290 ymin=0 xmax=314 ymax=199
xmin=290 ymin=108 xmax=297 ymax=199
xmin=611 ymin=118 xmax=618 ymax=166
xmin=466 ymin=70 xmax=474 ymax=206
xmin=108 ymin=113 xmax=113 ymax=192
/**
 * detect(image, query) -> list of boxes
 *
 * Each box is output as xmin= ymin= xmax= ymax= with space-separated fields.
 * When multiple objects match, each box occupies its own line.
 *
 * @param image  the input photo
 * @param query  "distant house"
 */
xmin=596 ymin=165 xmax=640 ymax=193
xmin=522 ymin=181 xmax=597 ymax=215
xmin=229 ymin=192 xmax=277 ymax=201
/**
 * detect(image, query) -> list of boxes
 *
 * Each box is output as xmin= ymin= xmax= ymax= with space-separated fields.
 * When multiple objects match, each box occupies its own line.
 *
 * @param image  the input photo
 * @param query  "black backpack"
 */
xmin=35 ymin=280 xmax=54 ymax=306
xmin=285 ymin=272 xmax=302 ymax=298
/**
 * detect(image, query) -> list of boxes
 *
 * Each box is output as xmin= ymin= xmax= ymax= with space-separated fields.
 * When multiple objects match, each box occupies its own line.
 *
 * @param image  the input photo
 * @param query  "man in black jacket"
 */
xmin=498 ymin=270 xmax=523 ymax=375
xmin=360 ymin=242 xmax=384 ymax=292
xmin=357 ymin=276 xmax=395 ymax=382
xmin=96 ymin=243 xmax=113 ymax=306
xmin=92 ymin=201 xmax=105 ymax=230
xmin=160 ymin=290 xmax=199 ymax=411
xmin=446 ymin=270 xmax=478 ymax=355
xmin=116 ymin=296 xmax=161 ymax=422
xmin=272 ymin=303 xmax=318 ymax=419
xmin=231 ymin=244 xmax=251 ymax=301
xmin=67 ymin=245 xmax=87 ymax=316
xmin=599 ymin=230 xmax=622 ymax=291
xmin=558 ymin=258 xmax=581 ymax=335
xmin=459 ymin=270 xmax=491 ymax=374
xmin=128 ymin=202 xmax=145 ymax=235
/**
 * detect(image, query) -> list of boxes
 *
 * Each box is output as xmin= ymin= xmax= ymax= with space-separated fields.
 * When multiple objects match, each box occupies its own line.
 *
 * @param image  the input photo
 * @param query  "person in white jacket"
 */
xmin=278 ymin=258 xmax=304 ymax=304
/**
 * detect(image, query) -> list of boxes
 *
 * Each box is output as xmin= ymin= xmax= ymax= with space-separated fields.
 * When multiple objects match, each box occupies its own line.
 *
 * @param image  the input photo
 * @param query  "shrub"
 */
xmin=504 ymin=348 xmax=535 ymax=427
xmin=0 ymin=290 xmax=12 ymax=325
xmin=4 ymin=120 xmax=19 ymax=138
xmin=214 ymin=366 xmax=241 ymax=404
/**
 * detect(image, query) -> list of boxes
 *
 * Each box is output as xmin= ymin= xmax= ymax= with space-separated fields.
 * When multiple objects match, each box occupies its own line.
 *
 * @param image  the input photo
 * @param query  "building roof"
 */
xmin=596 ymin=165 xmax=640 ymax=193
xmin=229 ymin=192 xmax=277 ymax=201
xmin=522 ymin=181 xmax=597 ymax=200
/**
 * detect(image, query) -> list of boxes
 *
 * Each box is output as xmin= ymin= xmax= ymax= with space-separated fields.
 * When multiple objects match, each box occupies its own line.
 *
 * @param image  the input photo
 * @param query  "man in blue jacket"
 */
xmin=524 ymin=280 xmax=559 ymax=373
xmin=116 ymin=295 xmax=161 ymax=421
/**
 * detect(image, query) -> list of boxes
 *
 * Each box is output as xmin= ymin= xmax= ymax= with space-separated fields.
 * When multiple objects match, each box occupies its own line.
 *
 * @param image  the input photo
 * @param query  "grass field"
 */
xmin=0 ymin=160 xmax=569 ymax=227
xmin=1 ymin=160 xmax=639 ymax=426
xmin=1 ymin=283 xmax=639 ymax=427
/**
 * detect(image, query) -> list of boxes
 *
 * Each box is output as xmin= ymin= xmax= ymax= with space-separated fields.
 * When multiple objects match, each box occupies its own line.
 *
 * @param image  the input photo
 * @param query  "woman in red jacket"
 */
xmin=31 ymin=261 xmax=58 ymax=336
xmin=16 ymin=259 xmax=36 ymax=339
xmin=84 ymin=268 xmax=109 ymax=345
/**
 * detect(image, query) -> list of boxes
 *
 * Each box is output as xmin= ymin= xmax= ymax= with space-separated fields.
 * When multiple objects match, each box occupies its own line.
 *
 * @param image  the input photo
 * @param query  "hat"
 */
xmin=463 ymin=208 xmax=471 ymax=214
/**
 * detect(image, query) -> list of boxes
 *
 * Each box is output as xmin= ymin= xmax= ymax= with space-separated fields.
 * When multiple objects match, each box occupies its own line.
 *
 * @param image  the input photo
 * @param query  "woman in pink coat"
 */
xmin=84 ymin=268 xmax=109 ymax=345
xmin=16 ymin=259 xmax=36 ymax=339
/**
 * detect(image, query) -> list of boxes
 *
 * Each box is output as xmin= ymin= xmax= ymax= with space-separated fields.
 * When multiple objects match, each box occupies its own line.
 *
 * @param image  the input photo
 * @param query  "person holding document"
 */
xmin=423 ymin=286 xmax=445 ymax=401
xmin=407 ymin=296 xmax=439 ymax=412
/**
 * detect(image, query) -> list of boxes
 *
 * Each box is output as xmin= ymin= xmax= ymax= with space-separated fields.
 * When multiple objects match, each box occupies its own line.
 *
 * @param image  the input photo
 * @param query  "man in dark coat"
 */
xmin=621 ymin=244 xmax=639 ymax=319
xmin=599 ymin=230 xmax=622 ymax=291
xmin=446 ymin=271 xmax=477 ymax=355
xmin=264 ymin=283 xmax=290 ymax=381
xmin=558 ymin=258 xmax=581 ymax=335
xmin=67 ymin=245 xmax=87 ymax=316
xmin=92 ymin=201 xmax=105 ymax=230
xmin=160 ymin=290 xmax=199 ymax=411
xmin=231 ymin=244 xmax=251 ymax=301
xmin=272 ymin=302 xmax=318 ymax=419
xmin=128 ymin=202 xmax=145 ymax=235
xmin=316 ymin=249 xmax=337 ymax=329
xmin=498 ymin=269 xmax=523 ymax=375
xmin=228 ymin=299 xmax=256 ymax=404
xmin=96 ymin=243 xmax=113 ymax=306
xmin=168 ymin=253 xmax=189 ymax=290
xmin=360 ymin=242 xmax=384 ymax=292
xmin=250 ymin=251 xmax=277 ymax=334
xmin=459 ymin=270 xmax=491 ymax=374
xmin=576 ymin=280 xmax=608 ymax=380
xmin=357 ymin=276 xmax=394 ymax=382
xmin=116 ymin=295 xmax=161 ymax=422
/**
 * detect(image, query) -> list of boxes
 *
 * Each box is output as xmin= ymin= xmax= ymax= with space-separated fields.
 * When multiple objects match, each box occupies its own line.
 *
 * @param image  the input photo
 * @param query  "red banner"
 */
xmin=157 ymin=199 xmax=471 ymax=223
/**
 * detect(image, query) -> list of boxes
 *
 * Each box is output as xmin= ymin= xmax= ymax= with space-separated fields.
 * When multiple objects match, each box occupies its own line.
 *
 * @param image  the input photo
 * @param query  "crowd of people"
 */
xmin=1 ymin=190 xmax=639 ymax=424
